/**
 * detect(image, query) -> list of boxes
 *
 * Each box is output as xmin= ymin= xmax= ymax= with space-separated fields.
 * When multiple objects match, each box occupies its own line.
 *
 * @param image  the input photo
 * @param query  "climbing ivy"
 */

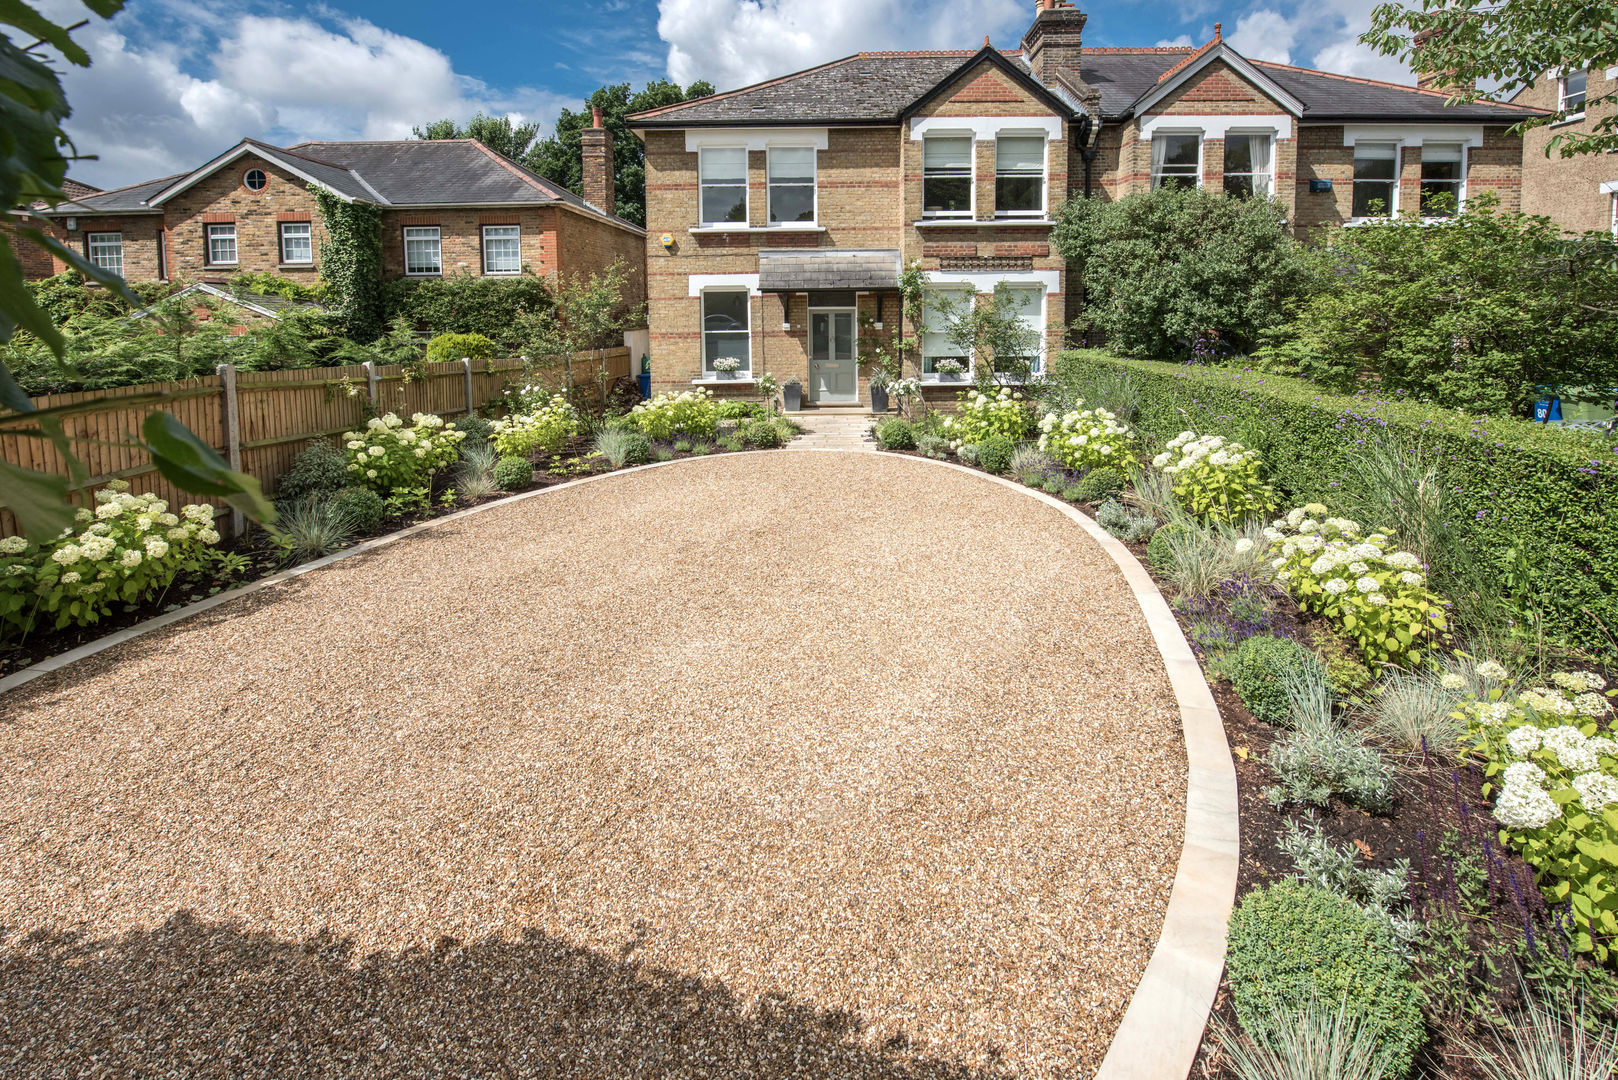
xmin=313 ymin=186 xmax=383 ymax=342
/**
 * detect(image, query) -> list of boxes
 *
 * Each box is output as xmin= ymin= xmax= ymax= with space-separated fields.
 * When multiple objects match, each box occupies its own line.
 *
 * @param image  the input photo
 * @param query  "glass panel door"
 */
xmin=808 ymin=309 xmax=858 ymax=403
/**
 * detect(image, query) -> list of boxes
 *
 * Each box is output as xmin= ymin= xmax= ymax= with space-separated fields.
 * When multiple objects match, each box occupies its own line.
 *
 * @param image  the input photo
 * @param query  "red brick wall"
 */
xmin=162 ymin=154 xmax=327 ymax=281
xmin=379 ymin=206 xmax=558 ymax=279
xmin=56 ymin=213 xmax=166 ymax=282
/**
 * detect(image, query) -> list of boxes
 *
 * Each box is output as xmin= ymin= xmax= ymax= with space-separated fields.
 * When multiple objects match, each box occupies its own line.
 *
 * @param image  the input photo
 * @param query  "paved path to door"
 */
xmin=788 ymin=409 xmax=878 ymax=451
xmin=0 ymin=452 xmax=1186 ymax=1079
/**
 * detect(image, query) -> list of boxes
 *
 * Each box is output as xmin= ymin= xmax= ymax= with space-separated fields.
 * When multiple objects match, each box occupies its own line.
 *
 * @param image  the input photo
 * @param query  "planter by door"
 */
xmin=870 ymin=385 xmax=890 ymax=414
xmin=717 ymin=370 xmax=739 ymax=381
xmin=783 ymin=382 xmax=802 ymax=412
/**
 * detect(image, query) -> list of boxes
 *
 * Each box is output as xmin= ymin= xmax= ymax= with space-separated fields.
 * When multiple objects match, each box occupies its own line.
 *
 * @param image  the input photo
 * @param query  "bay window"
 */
xmin=482 ymin=224 xmax=522 ymax=274
xmin=922 ymin=136 xmax=973 ymax=217
xmin=701 ymin=289 xmax=751 ymax=375
xmin=279 ymin=222 xmax=312 ymax=264
xmin=995 ymin=135 xmax=1045 ymax=215
xmin=1352 ymin=142 xmax=1399 ymax=218
xmin=403 ymin=226 xmax=442 ymax=276
xmin=699 ymin=147 xmax=747 ymax=225
xmin=1222 ymin=134 xmax=1273 ymax=198
xmin=921 ymin=288 xmax=970 ymax=375
xmin=1419 ymin=143 xmax=1464 ymax=216
xmin=767 ymin=147 xmax=816 ymax=223
xmin=1151 ymin=133 xmax=1201 ymax=190
xmin=205 ymin=223 xmax=237 ymax=265
xmin=86 ymin=232 xmax=123 ymax=275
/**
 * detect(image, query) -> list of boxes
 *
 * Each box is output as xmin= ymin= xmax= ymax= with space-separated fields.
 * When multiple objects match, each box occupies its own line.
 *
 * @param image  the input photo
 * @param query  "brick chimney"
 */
xmin=1022 ymin=0 xmax=1087 ymax=87
xmin=1412 ymin=27 xmax=1471 ymax=95
xmin=580 ymin=105 xmax=615 ymax=215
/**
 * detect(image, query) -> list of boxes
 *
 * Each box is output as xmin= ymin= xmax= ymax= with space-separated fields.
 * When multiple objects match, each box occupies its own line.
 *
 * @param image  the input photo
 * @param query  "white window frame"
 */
xmin=766 ymin=146 xmax=817 ymax=226
xmin=205 ymin=223 xmax=237 ymax=266
xmin=481 ymin=224 xmax=522 ymax=275
xmin=1151 ymin=132 xmax=1203 ymax=190
xmin=920 ymin=286 xmax=973 ymax=379
xmin=700 ymin=287 xmax=752 ymax=376
xmin=1558 ymin=68 xmax=1588 ymax=118
xmin=994 ymin=285 xmax=1047 ymax=380
xmin=1417 ymin=142 xmax=1468 ymax=217
xmin=1221 ymin=132 xmax=1274 ymax=198
xmin=242 ymin=168 xmax=268 ymax=192
xmin=86 ymin=231 xmax=123 ymax=276
xmin=403 ymin=226 xmax=442 ymax=277
xmin=278 ymin=222 xmax=312 ymax=265
xmin=1351 ymin=141 xmax=1402 ymax=220
xmin=698 ymin=146 xmax=749 ymax=227
xmin=922 ymin=135 xmax=975 ymax=219
xmin=994 ymin=134 xmax=1047 ymax=218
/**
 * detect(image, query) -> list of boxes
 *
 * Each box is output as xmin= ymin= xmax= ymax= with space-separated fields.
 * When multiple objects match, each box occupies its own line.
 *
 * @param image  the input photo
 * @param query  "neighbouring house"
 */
xmin=627 ymin=0 xmax=1542 ymax=405
xmin=25 ymin=129 xmax=645 ymax=313
xmin=4 ymin=178 xmax=102 ymax=279
xmin=1510 ymin=64 xmax=1618 ymax=235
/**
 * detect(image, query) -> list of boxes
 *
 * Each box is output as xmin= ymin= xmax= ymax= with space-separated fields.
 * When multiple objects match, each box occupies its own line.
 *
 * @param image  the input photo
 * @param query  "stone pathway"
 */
xmin=785 ymin=408 xmax=877 ymax=451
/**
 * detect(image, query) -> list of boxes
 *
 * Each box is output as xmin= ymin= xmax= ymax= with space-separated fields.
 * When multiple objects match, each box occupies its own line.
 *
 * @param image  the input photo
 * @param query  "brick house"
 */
xmin=30 ymin=132 xmax=645 ymax=313
xmin=1510 ymin=65 xmax=1618 ymax=235
xmin=627 ymin=0 xmax=1540 ymax=406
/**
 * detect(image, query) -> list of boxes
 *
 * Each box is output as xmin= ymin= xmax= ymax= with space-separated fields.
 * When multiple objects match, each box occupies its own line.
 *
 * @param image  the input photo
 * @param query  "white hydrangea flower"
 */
xmin=1506 ymin=725 xmax=1543 ymax=757
xmin=1323 ymin=578 xmax=1352 ymax=596
xmin=1233 ymin=538 xmax=1254 ymax=554
xmin=1542 ymin=726 xmax=1598 ymax=772
xmin=1366 ymin=593 xmax=1390 ymax=606
xmin=198 ymin=529 xmax=221 ymax=545
xmin=1475 ymin=701 xmax=1510 ymax=726
xmin=1399 ymin=571 xmax=1425 ymax=588
xmin=1441 ymin=673 xmax=1467 ymax=691
xmin=1262 ymin=527 xmax=1283 ymax=543
xmin=1286 ymin=507 xmax=1307 ymax=527
xmin=1581 ymin=671 xmax=1606 ymax=690
xmin=1574 ymin=692 xmax=1609 ymax=717
xmin=0 ymin=536 xmax=28 ymax=555
xmin=1355 ymin=576 xmax=1381 ymax=593
xmin=1586 ymin=736 xmax=1617 ymax=759
xmin=1348 ymin=561 xmax=1370 ymax=575
xmin=144 ymin=538 xmax=170 ymax=560
xmin=1504 ymin=760 xmax=1547 ymax=787
xmin=1551 ymin=672 xmax=1588 ymax=692
xmin=1384 ymin=551 xmax=1421 ymax=570
xmin=1494 ymin=780 xmax=1561 ymax=830
xmin=119 ymin=548 xmax=142 ymax=568
xmin=59 ymin=571 xmax=80 ymax=584
xmin=1572 ymin=771 xmax=1618 ymax=811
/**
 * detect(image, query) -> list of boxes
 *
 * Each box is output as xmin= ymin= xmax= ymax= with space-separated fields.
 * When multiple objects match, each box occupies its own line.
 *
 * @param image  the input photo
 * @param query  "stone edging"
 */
xmin=0 ymin=449 xmax=1239 ymax=1080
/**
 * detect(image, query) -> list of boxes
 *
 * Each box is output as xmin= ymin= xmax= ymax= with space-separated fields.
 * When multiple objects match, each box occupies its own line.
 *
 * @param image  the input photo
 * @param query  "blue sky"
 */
xmin=50 ymin=0 xmax=1413 ymax=189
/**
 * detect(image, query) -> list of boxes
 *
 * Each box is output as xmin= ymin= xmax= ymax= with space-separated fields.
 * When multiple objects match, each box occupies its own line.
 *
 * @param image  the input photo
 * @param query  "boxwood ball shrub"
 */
xmin=276 ymin=441 xmax=351 ymax=503
xmin=329 ymin=486 xmax=386 ymax=533
xmin=455 ymin=415 xmax=494 ymax=449
xmin=1146 ymin=522 xmax=1187 ymax=574
xmin=1074 ymin=466 xmax=1126 ymax=504
xmin=976 ymin=434 xmax=1014 ymax=475
xmin=1230 ymin=634 xmax=1323 ymax=725
xmin=1154 ymin=431 xmax=1277 ymax=523
xmin=424 ymin=332 xmax=497 ymax=365
xmin=941 ymin=387 xmax=1035 ymax=444
xmin=744 ymin=419 xmax=783 ymax=449
xmin=875 ymin=417 xmax=916 ymax=450
xmin=1226 ymin=880 xmax=1426 ymax=1079
xmin=492 ymin=456 xmax=536 ymax=491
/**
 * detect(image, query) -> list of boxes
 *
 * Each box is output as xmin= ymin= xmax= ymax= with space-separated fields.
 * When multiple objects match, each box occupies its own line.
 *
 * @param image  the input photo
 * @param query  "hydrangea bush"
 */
xmin=941 ymin=387 xmax=1034 ymax=446
xmin=1037 ymin=403 xmax=1139 ymax=472
xmin=1266 ymin=503 xmax=1448 ymax=667
xmin=490 ymin=392 xmax=581 ymax=457
xmin=343 ymin=413 xmax=465 ymax=493
xmin=628 ymin=389 xmax=719 ymax=441
xmin=1463 ymin=671 xmax=1618 ymax=959
xmin=0 ymin=481 xmax=224 ymax=638
xmin=1154 ymin=431 xmax=1277 ymax=523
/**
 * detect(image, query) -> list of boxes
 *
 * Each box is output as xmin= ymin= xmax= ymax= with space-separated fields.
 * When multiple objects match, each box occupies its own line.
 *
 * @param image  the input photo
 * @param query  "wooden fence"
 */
xmin=0 ymin=347 xmax=632 ymax=539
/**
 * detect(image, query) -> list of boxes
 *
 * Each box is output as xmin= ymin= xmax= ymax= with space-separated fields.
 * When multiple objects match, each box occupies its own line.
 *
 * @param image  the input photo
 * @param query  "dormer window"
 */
xmin=699 ymin=147 xmax=748 ymax=225
xmin=994 ymin=135 xmax=1046 ymax=215
xmin=922 ymin=136 xmax=973 ymax=217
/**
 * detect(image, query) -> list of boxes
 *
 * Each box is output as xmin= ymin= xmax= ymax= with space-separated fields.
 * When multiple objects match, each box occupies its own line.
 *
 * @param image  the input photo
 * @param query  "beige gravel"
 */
xmin=0 ymin=452 xmax=1186 ymax=1079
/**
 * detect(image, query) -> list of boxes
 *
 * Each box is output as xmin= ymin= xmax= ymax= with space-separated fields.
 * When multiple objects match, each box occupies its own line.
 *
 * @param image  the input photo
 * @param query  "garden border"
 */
xmin=0 ymin=451 xmax=1239 ymax=1080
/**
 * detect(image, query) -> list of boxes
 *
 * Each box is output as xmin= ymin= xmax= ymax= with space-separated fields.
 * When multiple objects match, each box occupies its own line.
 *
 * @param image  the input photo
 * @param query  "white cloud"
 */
xmin=53 ymin=6 xmax=578 ymax=189
xmin=1225 ymin=0 xmax=1412 ymax=82
xmin=1227 ymin=10 xmax=1297 ymax=65
xmin=657 ymin=0 xmax=1026 ymax=89
xmin=1154 ymin=35 xmax=1195 ymax=48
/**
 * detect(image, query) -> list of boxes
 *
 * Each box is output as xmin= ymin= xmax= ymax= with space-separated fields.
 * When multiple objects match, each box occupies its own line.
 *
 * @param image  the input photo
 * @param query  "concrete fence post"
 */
xmin=362 ymin=360 xmax=379 ymax=406
xmin=216 ymin=363 xmax=244 ymax=537
xmin=462 ymin=358 xmax=475 ymax=418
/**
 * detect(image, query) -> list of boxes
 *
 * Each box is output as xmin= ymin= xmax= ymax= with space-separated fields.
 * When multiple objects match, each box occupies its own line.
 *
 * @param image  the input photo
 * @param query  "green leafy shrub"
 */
xmin=976 ymin=435 xmax=1014 ymax=474
xmin=329 ymin=487 xmax=385 ymax=533
xmin=744 ymin=420 xmax=783 ymax=449
xmin=628 ymin=388 xmax=718 ymax=440
xmin=1075 ymin=466 xmax=1126 ymax=503
xmin=492 ymin=455 xmax=536 ymax=491
xmin=716 ymin=436 xmax=744 ymax=453
xmin=1146 ymin=522 xmax=1187 ymax=574
xmin=424 ymin=332 xmax=497 ymax=365
xmin=1052 ymin=183 xmax=1315 ymax=360
xmin=1155 ymin=431 xmax=1277 ymax=523
xmin=276 ymin=441 xmax=351 ymax=503
xmin=341 ymin=412 xmax=465 ymax=493
xmin=941 ymin=386 xmax=1035 ymax=444
xmin=594 ymin=428 xmax=650 ymax=468
xmin=1040 ymin=477 xmax=1064 ymax=496
xmin=1266 ymin=717 xmax=1394 ymax=812
xmin=1061 ymin=484 xmax=1084 ymax=502
xmin=1226 ymin=879 xmax=1426 ymax=1079
xmin=380 ymin=273 xmax=551 ymax=347
xmin=715 ymin=400 xmax=763 ymax=421
xmin=875 ymin=417 xmax=916 ymax=450
xmin=672 ymin=439 xmax=693 ymax=453
xmin=1230 ymin=634 xmax=1323 ymax=725
xmin=490 ymin=393 xmax=581 ymax=456
xmin=1096 ymin=499 xmax=1157 ymax=543
xmin=1037 ymin=404 xmax=1139 ymax=472
xmin=1051 ymin=351 xmax=1618 ymax=657
xmin=455 ymin=415 xmax=494 ymax=449
xmin=1318 ymin=632 xmax=1376 ymax=698
xmin=917 ymin=434 xmax=951 ymax=459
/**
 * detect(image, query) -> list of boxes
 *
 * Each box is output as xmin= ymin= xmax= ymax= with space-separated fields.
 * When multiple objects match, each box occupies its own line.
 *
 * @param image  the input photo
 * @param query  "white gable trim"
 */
xmin=1132 ymin=42 xmax=1304 ymax=118
xmin=149 ymin=142 xmax=358 ymax=206
xmin=683 ymin=128 xmax=829 ymax=153
xmin=1139 ymin=115 xmax=1293 ymax=140
xmin=1341 ymin=124 xmax=1485 ymax=148
xmin=922 ymin=269 xmax=1060 ymax=295
xmin=687 ymin=273 xmax=761 ymax=296
xmin=909 ymin=116 xmax=1064 ymax=142
xmin=1600 ymin=180 xmax=1618 ymax=194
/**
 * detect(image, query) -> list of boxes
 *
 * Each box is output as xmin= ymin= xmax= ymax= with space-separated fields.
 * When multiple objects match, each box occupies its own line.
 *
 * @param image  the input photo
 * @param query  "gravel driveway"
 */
xmin=0 ymin=452 xmax=1186 ymax=1079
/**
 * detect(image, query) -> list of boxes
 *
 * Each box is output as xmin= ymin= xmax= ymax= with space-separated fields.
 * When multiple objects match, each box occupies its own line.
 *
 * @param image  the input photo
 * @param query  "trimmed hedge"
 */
xmin=1054 ymin=351 xmax=1618 ymax=657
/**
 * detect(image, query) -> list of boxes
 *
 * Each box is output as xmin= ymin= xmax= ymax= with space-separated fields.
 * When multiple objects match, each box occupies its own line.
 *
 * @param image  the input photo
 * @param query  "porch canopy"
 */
xmin=757 ymin=249 xmax=901 ymax=292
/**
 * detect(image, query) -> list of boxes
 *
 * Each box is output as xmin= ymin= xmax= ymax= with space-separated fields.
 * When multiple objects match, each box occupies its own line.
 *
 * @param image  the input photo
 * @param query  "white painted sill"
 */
xmin=688 ymin=224 xmax=826 ymax=234
xmin=691 ymin=376 xmax=758 ymax=385
xmin=1550 ymin=113 xmax=1587 ymax=128
xmin=913 ymin=218 xmax=1056 ymax=228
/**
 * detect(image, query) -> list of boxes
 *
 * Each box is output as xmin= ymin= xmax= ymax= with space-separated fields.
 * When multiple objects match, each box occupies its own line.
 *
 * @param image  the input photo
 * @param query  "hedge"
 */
xmin=1054 ymin=350 xmax=1618 ymax=657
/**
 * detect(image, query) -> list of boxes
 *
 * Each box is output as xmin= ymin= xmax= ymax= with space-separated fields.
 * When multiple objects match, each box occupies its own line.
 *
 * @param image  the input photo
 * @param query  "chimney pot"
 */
xmin=1213 ymin=21 xmax=1221 ymax=39
xmin=591 ymin=105 xmax=604 ymax=128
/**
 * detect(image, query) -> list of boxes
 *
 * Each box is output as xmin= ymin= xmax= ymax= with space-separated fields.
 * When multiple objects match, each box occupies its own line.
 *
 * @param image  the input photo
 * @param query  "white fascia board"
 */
xmin=1340 ymin=124 xmax=1485 ymax=148
xmin=1600 ymin=180 xmax=1618 ymax=194
xmin=909 ymin=116 xmax=1063 ymax=142
xmin=687 ymin=273 xmax=761 ymax=296
xmin=684 ymin=128 xmax=829 ymax=152
xmin=1132 ymin=44 xmax=1304 ymax=118
xmin=150 ymin=142 xmax=357 ymax=206
xmin=1139 ymin=115 xmax=1293 ymax=140
xmin=922 ymin=269 xmax=1060 ymax=294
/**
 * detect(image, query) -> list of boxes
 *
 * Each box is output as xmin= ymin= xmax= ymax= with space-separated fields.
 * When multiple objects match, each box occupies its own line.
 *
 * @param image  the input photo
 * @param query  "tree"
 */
xmin=0 ymin=0 xmax=271 ymax=539
xmin=412 ymin=112 xmax=542 ymax=164
xmin=528 ymin=79 xmax=715 ymax=226
xmin=1362 ymin=0 xmax=1618 ymax=156
xmin=516 ymin=260 xmax=642 ymax=394
xmin=931 ymin=284 xmax=1045 ymax=389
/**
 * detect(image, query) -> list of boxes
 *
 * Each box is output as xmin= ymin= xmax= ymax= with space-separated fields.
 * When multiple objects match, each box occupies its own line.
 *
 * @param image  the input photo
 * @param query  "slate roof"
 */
xmin=757 ymin=249 xmax=901 ymax=291
xmin=132 ymin=281 xmax=328 ymax=321
xmin=628 ymin=46 xmax=1541 ymax=127
xmin=51 ymin=173 xmax=184 ymax=215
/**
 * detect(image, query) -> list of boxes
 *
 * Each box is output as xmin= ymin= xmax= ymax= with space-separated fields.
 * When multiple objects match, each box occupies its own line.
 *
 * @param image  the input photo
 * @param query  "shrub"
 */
xmin=0 ymin=482 xmax=224 ymax=639
xmin=380 ymin=273 xmax=551 ymax=347
xmin=424 ymin=332 xmax=497 ymax=365
xmin=956 ymin=444 xmax=980 ymax=466
xmin=1040 ymin=477 xmax=1064 ymax=496
xmin=1051 ymin=351 xmax=1618 ymax=658
xmin=1074 ymin=466 xmax=1126 ymax=503
xmin=1146 ymin=522 xmax=1187 ymax=574
xmin=1052 ymin=183 xmax=1315 ymax=360
xmin=1318 ymin=631 xmax=1375 ymax=697
xmin=875 ymin=417 xmax=916 ymax=450
xmin=672 ymin=439 xmax=693 ymax=453
xmin=1267 ymin=505 xmax=1448 ymax=668
xmin=1279 ymin=817 xmax=1417 ymax=949
xmin=1266 ymin=716 xmax=1394 ymax=813
xmin=941 ymin=386 xmax=1035 ymax=444
xmin=271 ymin=496 xmax=357 ymax=564
xmin=328 ymin=486 xmax=385 ymax=533
xmin=716 ymin=436 xmax=744 ymax=452
xmin=594 ymin=428 xmax=649 ymax=468
xmin=455 ymin=415 xmax=494 ymax=449
xmin=1061 ymin=484 xmax=1084 ymax=502
xmin=1230 ymin=634 xmax=1322 ymax=725
xmin=492 ymin=456 xmax=536 ymax=491
xmin=490 ymin=393 xmax=581 ymax=457
xmin=1155 ymin=431 xmax=1277 ymax=523
xmin=1214 ymin=1001 xmax=1396 ymax=1080
xmin=715 ymin=400 xmax=763 ymax=422
xmin=1462 ymin=673 xmax=1617 ymax=960
xmin=917 ymin=434 xmax=951 ymax=459
xmin=276 ymin=441 xmax=351 ymax=503
xmin=1037 ymin=404 xmax=1139 ymax=472
xmin=1097 ymin=499 xmax=1157 ymax=544
xmin=744 ymin=420 xmax=783 ymax=449
xmin=628 ymin=389 xmax=718 ymax=440
xmin=1226 ymin=880 xmax=1425 ymax=1079
xmin=976 ymin=435 xmax=1014 ymax=474
xmin=1009 ymin=445 xmax=1054 ymax=481
xmin=341 ymin=412 xmax=465 ymax=494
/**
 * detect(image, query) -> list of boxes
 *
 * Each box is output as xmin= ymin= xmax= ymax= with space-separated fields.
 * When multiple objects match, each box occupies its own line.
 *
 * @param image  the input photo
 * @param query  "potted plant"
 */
xmin=713 ymin=356 xmax=743 ymax=381
xmin=781 ymin=375 xmax=803 ymax=412
xmin=935 ymin=358 xmax=966 ymax=382
xmin=869 ymin=367 xmax=892 ymax=414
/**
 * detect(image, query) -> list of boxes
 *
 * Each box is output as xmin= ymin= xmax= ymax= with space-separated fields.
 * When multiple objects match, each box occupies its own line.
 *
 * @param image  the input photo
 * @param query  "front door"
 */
xmin=808 ymin=309 xmax=857 ymax=404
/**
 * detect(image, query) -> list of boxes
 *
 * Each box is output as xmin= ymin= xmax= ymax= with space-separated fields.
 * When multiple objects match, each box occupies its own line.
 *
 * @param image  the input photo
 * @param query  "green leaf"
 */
xmin=0 ymin=460 xmax=73 ymax=541
xmin=140 ymin=412 xmax=276 ymax=524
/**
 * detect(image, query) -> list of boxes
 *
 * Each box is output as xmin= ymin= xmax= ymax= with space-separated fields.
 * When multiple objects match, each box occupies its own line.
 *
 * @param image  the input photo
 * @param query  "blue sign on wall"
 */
xmin=1309 ymin=179 xmax=1333 ymax=193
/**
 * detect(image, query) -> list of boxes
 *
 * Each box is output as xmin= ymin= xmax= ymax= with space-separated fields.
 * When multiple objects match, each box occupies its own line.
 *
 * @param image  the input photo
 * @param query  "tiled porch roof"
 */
xmin=757 ymin=249 xmax=901 ymax=291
